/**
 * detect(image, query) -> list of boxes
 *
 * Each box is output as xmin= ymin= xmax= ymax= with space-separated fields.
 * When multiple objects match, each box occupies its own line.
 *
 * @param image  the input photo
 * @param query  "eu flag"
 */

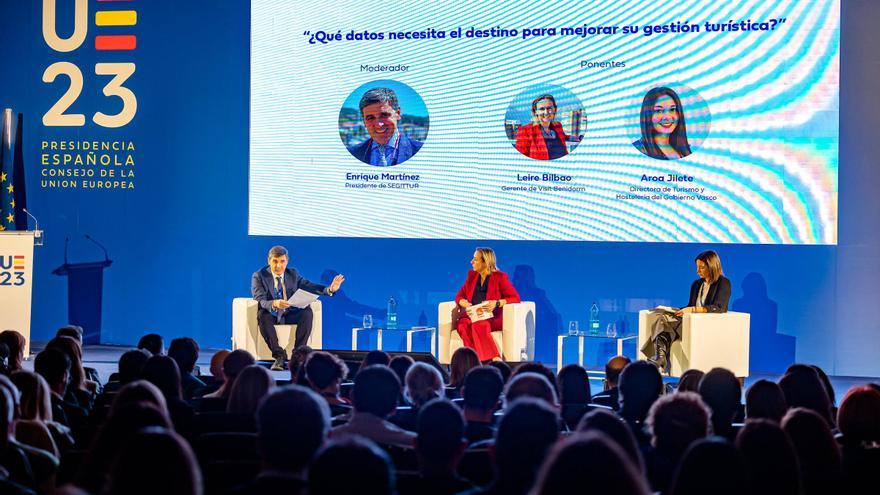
xmin=0 ymin=110 xmax=27 ymax=231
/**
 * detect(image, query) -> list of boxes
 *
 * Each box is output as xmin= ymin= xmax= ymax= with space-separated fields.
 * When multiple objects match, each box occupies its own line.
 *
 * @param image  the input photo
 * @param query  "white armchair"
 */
xmin=232 ymin=298 xmax=322 ymax=359
xmin=438 ymin=301 xmax=536 ymax=364
xmin=638 ymin=310 xmax=750 ymax=377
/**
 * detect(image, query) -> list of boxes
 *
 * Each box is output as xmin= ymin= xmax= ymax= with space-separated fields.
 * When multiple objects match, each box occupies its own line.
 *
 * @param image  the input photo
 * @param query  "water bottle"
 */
xmin=386 ymin=296 xmax=398 ymax=330
xmin=589 ymin=302 xmax=600 ymax=336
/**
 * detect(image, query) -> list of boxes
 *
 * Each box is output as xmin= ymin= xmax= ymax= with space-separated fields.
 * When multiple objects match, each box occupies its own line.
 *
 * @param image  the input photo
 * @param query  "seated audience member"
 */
xmin=0 ymin=375 xmax=58 ymax=491
xmin=531 ymin=431 xmax=650 ymax=495
xmin=309 ymin=436 xmax=395 ymax=495
xmin=745 ymin=379 xmax=788 ymax=422
xmin=227 ymin=365 xmax=275 ymax=415
xmin=141 ymin=355 xmax=194 ymax=436
xmin=778 ymin=363 xmax=834 ymax=426
xmin=617 ymin=361 xmax=663 ymax=446
xmin=591 ymin=355 xmax=630 ymax=410
xmin=10 ymin=371 xmax=75 ymax=455
xmin=675 ymin=369 xmax=704 ymax=393
xmin=167 ymin=337 xmax=205 ymax=399
xmin=33 ymin=349 xmax=88 ymax=438
xmin=106 ymin=427 xmax=202 ymax=495
xmin=361 ymin=349 xmax=391 ymax=370
xmin=478 ymin=398 xmax=560 ymax=495
xmin=199 ymin=349 xmax=231 ymax=396
xmin=512 ymin=362 xmax=559 ymax=398
xmin=46 ymin=336 xmax=96 ymax=409
xmin=104 ymin=349 xmax=151 ymax=393
xmin=56 ymin=325 xmax=102 ymax=387
xmin=230 ymin=385 xmax=330 ymax=495
xmin=811 ymin=365 xmax=837 ymax=416
xmin=505 ymin=372 xmax=558 ymax=409
xmin=698 ymin=368 xmax=742 ymax=440
xmin=486 ymin=360 xmax=512 ymax=385
xmin=204 ymin=349 xmax=255 ymax=399
xmin=0 ymin=330 xmax=26 ymax=373
xmin=644 ymin=391 xmax=711 ymax=494
xmin=669 ymin=438 xmax=749 ymax=495
xmin=0 ymin=375 xmax=53 ymax=459
xmin=137 ymin=333 xmax=165 ymax=356
xmin=556 ymin=364 xmax=591 ymax=429
xmin=74 ymin=402 xmax=173 ymax=495
xmin=0 ymin=342 xmax=10 ymax=376
xmin=109 ymin=380 xmax=170 ymax=420
xmin=389 ymin=355 xmax=415 ymax=395
xmin=397 ymin=399 xmax=472 ymax=495
xmin=576 ymin=408 xmax=644 ymax=475
xmin=0 ymin=385 xmax=46 ymax=492
xmin=836 ymin=385 xmax=880 ymax=491
xmin=735 ymin=419 xmax=802 ymax=495
xmin=782 ymin=407 xmax=843 ymax=495
xmin=289 ymin=345 xmax=314 ymax=386
xmin=448 ymin=347 xmax=480 ymax=397
xmin=304 ymin=351 xmax=352 ymax=416
xmin=393 ymin=363 xmax=445 ymax=431
xmin=332 ymin=364 xmax=416 ymax=448
xmin=461 ymin=366 xmax=503 ymax=444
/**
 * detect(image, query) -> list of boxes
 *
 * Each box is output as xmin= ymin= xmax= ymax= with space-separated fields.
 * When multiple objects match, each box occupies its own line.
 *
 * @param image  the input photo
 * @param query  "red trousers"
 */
xmin=457 ymin=317 xmax=501 ymax=361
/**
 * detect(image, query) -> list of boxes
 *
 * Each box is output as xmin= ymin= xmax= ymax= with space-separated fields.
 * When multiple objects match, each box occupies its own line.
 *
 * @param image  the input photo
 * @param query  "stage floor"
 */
xmin=20 ymin=344 xmax=877 ymax=401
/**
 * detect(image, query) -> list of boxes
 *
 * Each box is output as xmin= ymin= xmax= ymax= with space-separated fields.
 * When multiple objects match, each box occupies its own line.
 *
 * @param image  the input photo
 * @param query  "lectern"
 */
xmin=0 ymin=231 xmax=37 ymax=357
xmin=52 ymin=258 xmax=113 ymax=345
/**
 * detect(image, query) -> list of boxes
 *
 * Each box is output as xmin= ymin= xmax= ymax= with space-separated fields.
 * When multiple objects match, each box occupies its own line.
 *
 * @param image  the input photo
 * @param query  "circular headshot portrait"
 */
xmin=339 ymin=80 xmax=428 ymax=167
xmin=630 ymin=83 xmax=711 ymax=160
xmin=505 ymin=84 xmax=586 ymax=161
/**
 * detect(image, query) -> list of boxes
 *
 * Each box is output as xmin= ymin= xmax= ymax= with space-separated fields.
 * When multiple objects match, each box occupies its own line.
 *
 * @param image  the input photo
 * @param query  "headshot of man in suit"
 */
xmin=347 ymin=87 xmax=423 ymax=166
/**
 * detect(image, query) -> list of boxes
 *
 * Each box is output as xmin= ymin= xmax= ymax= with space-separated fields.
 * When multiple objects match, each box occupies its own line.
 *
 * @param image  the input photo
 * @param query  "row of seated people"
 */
xmin=1 ymin=328 xmax=880 ymax=495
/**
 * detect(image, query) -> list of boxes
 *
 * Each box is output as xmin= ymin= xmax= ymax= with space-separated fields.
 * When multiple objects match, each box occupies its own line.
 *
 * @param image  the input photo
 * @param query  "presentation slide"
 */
xmin=249 ymin=0 xmax=839 ymax=244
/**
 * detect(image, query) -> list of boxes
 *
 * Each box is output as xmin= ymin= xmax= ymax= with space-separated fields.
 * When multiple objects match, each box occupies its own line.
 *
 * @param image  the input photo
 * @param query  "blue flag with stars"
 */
xmin=0 ymin=110 xmax=27 ymax=231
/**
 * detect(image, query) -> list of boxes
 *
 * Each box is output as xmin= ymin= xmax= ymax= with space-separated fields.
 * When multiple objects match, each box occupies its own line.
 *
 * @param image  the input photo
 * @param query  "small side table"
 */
xmin=352 ymin=326 xmax=437 ymax=356
xmin=557 ymin=334 xmax=638 ymax=370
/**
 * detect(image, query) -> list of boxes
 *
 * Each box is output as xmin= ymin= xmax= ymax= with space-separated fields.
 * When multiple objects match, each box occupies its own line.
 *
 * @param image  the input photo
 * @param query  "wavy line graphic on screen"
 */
xmin=505 ymin=84 xmax=586 ymax=161
xmin=339 ymin=81 xmax=428 ymax=167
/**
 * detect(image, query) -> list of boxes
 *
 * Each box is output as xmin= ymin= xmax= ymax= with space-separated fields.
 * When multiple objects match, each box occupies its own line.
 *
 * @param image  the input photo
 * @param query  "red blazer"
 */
xmin=515 ymin=121 xmax=569 ymax=160
xmin=455 ymin=270 xmax=521 ymax=329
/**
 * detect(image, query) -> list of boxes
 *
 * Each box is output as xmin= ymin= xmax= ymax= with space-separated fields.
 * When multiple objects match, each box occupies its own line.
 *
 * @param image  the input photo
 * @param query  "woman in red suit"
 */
xmin=454 ymin=247 xmax=521 ymax=362
xmin=514 ymin=94 xmax=580 ymax=160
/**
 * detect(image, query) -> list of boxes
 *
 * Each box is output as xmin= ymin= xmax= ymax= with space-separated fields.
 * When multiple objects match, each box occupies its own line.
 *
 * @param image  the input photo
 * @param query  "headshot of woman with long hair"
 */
xmin=633 ymin=86 xmax=692 ymax=160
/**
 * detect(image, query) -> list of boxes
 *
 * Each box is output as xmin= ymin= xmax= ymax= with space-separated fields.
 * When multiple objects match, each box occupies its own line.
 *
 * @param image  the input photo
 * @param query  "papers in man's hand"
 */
xmin=466 ymin=303 xmax=495 ymax=322
xmin=287 ymin=289 xmax=319 ymax=309
xmin=652 ymin=305 xmax=680 ymax=314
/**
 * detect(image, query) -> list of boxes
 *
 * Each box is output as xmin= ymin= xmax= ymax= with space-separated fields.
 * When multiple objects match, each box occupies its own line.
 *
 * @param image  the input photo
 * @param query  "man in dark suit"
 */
xmin=591 ymin=355 xmax=631 ymax=411
xmin=252 ymin=246 xmax=344 ymax=370
xmin=347 ymin=87 xmax=422 ymax=166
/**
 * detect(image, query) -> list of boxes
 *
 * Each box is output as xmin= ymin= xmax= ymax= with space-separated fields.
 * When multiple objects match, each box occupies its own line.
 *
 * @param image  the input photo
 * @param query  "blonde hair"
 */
xmin=475 ymin=247 xmax=499 ymax=273
xmin=11 ymin=371 xmax=53 ymax=422
xmin=695 ymin=250 xmax=723 ymax=283
xmin=227 ymin=365 xmax=276 ymax=415
xmin=404 ymin=362 xmax=444 ymax=407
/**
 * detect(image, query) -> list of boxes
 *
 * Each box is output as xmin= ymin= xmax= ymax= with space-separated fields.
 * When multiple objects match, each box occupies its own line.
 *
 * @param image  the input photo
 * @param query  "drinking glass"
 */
xmin=363 ymin=314 xmax=373 ymax=329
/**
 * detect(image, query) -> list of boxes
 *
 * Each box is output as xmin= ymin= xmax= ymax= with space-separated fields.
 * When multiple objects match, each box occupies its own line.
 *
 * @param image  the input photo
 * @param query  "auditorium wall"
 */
xmin=1 ymin=1 xmax=877 ymax=376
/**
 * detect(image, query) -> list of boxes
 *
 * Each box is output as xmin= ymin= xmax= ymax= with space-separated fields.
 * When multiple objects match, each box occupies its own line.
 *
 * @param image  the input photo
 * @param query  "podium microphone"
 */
xmin=21 ymin=208 xmax=38 ymax=231
xmin=84 ymin=234 xmax=110 ymax=262
xmin=22 ymin=208 xmax=44 ymax=246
